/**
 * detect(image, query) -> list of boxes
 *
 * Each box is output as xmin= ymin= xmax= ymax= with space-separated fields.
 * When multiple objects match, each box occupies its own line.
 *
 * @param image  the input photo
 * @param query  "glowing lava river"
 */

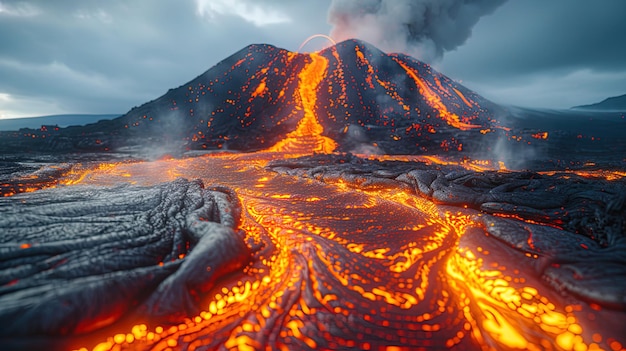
xmin=1 ymin=43 xmax=626 ymax=350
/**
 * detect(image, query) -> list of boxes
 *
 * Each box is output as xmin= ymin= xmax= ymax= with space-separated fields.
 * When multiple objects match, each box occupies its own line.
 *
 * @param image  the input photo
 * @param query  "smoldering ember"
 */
xmin=1 ymin=40 xmax=625 ymax=351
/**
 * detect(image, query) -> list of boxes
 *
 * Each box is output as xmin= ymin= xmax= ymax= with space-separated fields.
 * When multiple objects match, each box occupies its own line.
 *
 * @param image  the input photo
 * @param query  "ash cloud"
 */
xmin=328 ymin=0 xmax=507 ymax=62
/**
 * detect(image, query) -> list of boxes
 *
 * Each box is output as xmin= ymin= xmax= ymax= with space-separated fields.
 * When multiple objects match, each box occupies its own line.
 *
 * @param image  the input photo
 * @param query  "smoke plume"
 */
xmin=328 ymin=0 xmax=507 ymax=62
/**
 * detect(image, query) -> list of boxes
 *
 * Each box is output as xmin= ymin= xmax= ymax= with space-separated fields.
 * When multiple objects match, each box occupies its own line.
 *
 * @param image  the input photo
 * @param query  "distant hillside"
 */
xmin=0 ymin=114 xmax=119 ymax=131
xmin=572 ymin=94 xmax=626 ymax=111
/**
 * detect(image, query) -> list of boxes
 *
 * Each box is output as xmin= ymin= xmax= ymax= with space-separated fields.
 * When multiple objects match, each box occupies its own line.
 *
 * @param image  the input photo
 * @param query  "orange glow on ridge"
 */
xmin=393 ymin=58 xmax=483 ymax=131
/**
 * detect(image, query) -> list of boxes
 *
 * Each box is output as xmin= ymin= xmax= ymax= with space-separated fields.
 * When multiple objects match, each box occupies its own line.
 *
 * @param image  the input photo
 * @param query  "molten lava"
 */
xmin=265 ymin=53 xmax=337 ymax=154
xmin=56 ymin=151 xmax=623 ymax=351
xmin=393 ymin=58 xmax=482 ymax=131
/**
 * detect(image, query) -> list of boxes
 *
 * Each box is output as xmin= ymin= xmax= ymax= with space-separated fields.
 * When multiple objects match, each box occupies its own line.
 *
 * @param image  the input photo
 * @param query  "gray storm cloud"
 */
xmin=328 ymin=0 xmax=507 ymax=62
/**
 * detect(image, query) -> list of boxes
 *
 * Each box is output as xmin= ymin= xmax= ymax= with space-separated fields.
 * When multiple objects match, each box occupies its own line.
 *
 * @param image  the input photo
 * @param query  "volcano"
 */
xmin=0 ymin=40 xmax=579 ymax=157
xmin=1 ymin=40 xmax=625 ymax=351
xmin=2 ymin=40 xmax=624 ymax=166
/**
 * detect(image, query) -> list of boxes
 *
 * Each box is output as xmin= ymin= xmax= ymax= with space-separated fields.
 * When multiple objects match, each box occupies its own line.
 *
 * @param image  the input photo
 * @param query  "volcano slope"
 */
xmin=3 ymin=39 xmax=624 ymax=163
xmin=1 ymin=40 xmax=625 ymax=351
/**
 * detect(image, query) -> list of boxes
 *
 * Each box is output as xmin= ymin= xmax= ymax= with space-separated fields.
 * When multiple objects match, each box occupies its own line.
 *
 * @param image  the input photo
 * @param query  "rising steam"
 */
xmin=328 ymin=0 xmax=507 ymax=62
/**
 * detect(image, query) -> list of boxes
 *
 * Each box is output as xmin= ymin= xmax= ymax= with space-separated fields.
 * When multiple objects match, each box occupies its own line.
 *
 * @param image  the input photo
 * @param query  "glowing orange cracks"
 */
xmin=266 ymin=53 xmax=337 ymax=154
xmin=394 ymin=58 xmax=483 ymax=131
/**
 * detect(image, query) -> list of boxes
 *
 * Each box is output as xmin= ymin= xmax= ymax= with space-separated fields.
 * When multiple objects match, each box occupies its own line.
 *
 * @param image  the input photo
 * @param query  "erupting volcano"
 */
xmin=0 ymin=40 xmax=540 ymax=158
xmin=1 ymin=40 xmax=625 ymax=351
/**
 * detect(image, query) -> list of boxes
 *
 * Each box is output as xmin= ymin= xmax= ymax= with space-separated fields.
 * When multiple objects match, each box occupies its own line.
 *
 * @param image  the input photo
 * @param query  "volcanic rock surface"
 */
xmin=1 ymin=40 xmax=625 ymax=351
xmin=0 ymin=179 xmax=248 ymax=345
xmin=269 ymin=154 xmax=626 ymax=307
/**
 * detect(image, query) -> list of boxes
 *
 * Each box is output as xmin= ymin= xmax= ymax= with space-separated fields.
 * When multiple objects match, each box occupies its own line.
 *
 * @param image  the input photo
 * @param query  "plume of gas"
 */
xmin=480 ymin=107 xmax=538 ymax=170
xmin=327 ymin=0 xmax=507 ymax=62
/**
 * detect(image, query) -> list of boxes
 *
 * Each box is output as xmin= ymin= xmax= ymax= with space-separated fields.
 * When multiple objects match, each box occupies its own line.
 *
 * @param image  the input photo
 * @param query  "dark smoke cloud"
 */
xmin=328 ymin=0 xmax=507 ymax=62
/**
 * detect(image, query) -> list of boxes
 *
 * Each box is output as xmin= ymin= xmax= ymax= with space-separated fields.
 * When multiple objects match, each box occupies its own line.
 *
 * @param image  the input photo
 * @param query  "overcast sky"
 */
xmin=0 ymin=0 xmax=624 ymax=119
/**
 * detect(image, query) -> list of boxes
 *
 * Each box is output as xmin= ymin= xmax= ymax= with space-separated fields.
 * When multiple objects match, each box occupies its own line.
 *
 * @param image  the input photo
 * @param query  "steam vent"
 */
xmin=1 ymin=40 xmax=625 ymax=351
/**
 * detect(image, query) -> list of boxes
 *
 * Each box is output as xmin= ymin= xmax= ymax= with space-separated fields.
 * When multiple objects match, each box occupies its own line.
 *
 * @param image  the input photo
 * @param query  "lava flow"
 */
xmin=265 ymin=53 xmax=336 ymax=154
xmin=1 ymin=40 xmax=625 ymax=351
xmin=60 ymin=154 xmax=623 ymax=351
